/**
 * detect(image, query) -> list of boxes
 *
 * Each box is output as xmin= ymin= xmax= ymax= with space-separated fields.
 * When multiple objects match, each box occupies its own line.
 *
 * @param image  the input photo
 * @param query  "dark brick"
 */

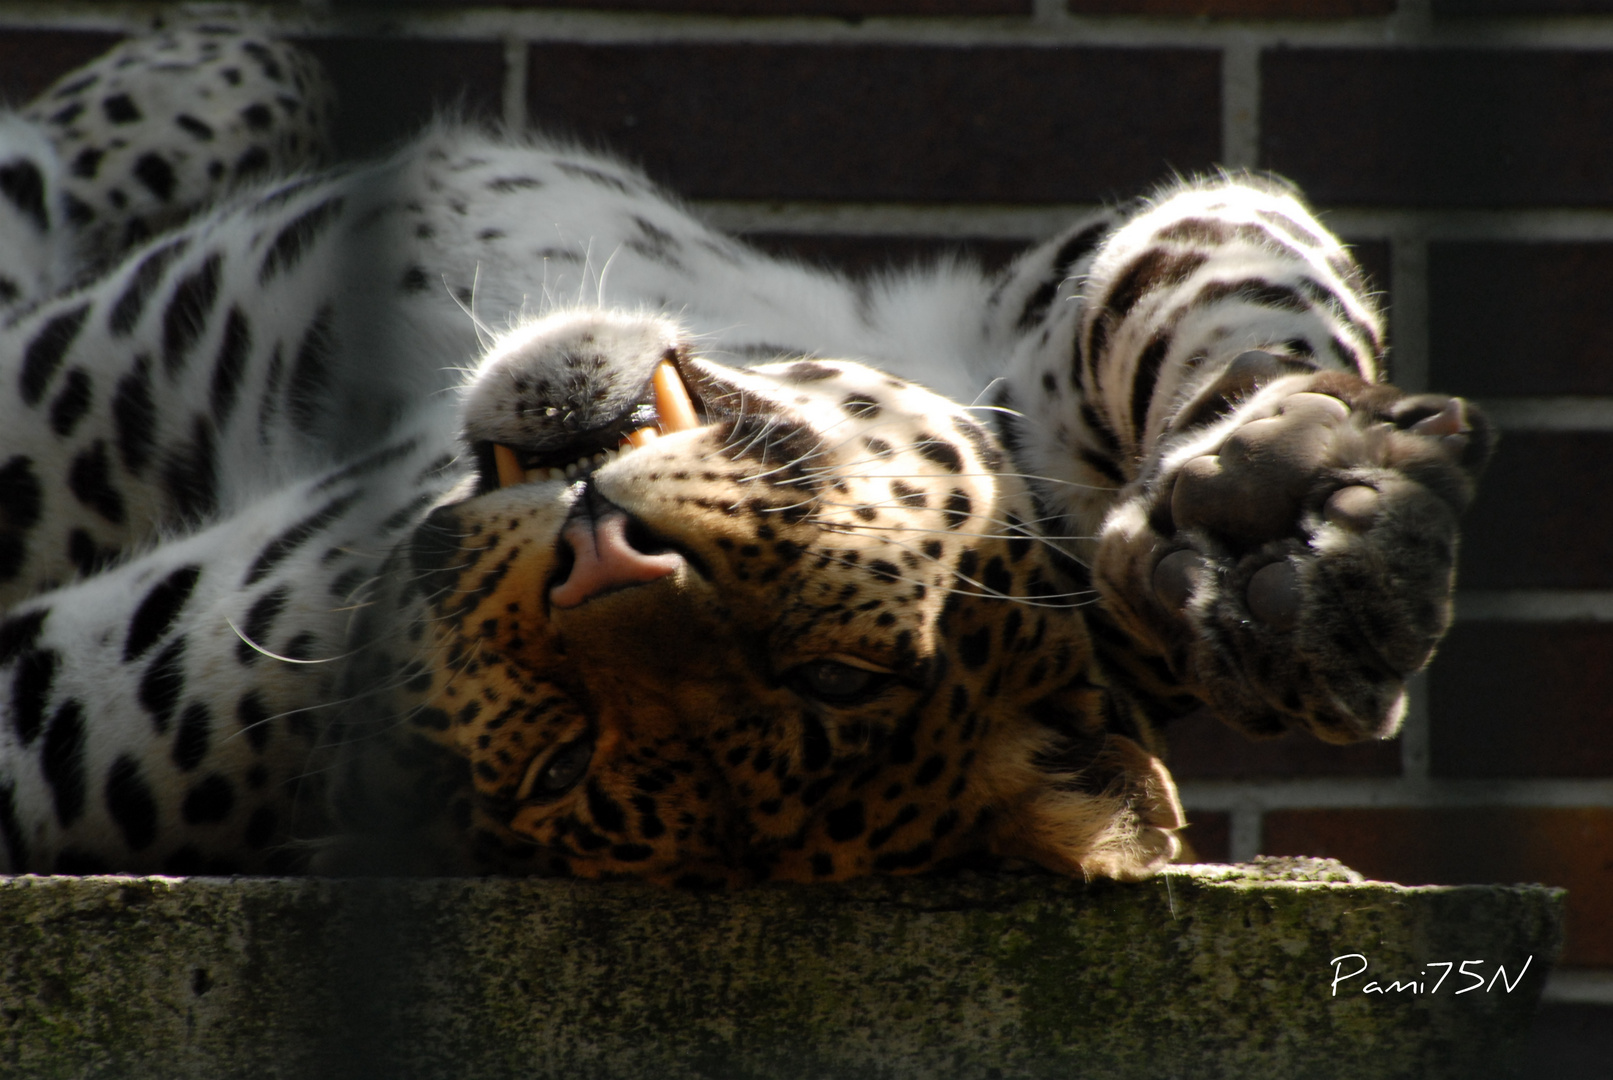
xmin=1072 ymin=0 xmax=1391 ymax=11
xmin=0 ymin=30 xmax=122 ymax=104
xmin=365 ymin=0 xmax=1031 ymax=10
xmin=1339 ymin=238 xmax=1396 ymax=376
xmin=743 ymin=233 xmax=1027 ymax=277
xmin=294 ymin=37 xmax=503 ymax=159
xmin=1522 ymin=1003 xmax=1613 ymax=1080
xmin=1263 ymin=50 xmax=1613 ymax=208
xmin=526 ymin=44 xmax=1221 ymax=202
xmin=1458 ymin=433 xmax=1613 ymax=589
xmin=1430 ymin=623 xmax=1613 ymax=779
xmin=1431 ymin=242 xmax=1613 ymax=396
xmin=1263 ymin=807 xmax=1613 ymax=965
xmin=1436 ymin=0 xmax=1613 ymax=10
xmin=1182 ymin=810 xmax=1230 ymax=863
xmin=1344 ymin=239 xmax=1391 ymax=303
xmin=1166 ymin=707 xmax=1401 ymax=780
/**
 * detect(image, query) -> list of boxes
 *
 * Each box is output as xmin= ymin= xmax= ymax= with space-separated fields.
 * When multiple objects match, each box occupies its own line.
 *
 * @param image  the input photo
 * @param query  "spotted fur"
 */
xmin=15 ymin=25 xmax=332 ymax=289
xmin=0 ymin=114 xmax=72 ymax=310
xmin=0 ymin=31 xmax=1487 ymax=881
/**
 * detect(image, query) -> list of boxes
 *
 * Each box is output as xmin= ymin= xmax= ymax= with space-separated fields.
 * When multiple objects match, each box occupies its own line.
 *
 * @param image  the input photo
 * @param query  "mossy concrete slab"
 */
xmin=0 ymin=859 xmax=1563 ymax=1080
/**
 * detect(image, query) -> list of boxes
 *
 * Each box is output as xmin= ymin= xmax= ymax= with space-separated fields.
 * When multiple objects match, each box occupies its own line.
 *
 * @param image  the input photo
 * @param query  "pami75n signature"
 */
xmin=1330 ymin=954 xmax=1535 ymax=997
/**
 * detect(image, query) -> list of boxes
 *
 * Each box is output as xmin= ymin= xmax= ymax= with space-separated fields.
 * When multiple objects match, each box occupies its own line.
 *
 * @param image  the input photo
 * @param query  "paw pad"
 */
xmin=1171 ymin=391 xmax=1351 ymax=543
xmin=1152 ymin=549 xmax=1205 ymax=609
xmin=1246 ymin=561 xmax=1300 ymax=630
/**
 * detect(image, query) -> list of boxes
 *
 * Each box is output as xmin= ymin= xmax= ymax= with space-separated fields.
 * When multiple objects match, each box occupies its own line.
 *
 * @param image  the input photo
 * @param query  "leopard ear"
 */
xmin=986 ymin=733 xmax=1184 ymax=882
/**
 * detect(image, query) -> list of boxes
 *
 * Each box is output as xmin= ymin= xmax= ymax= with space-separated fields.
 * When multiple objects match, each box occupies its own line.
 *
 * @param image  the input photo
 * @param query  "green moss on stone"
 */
xmin=0 ymin=862 xmax=1563 ymax=1080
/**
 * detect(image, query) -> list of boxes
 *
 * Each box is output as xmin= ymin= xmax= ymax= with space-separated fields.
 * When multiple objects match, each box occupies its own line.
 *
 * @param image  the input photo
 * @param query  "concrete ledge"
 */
xmin=0 ymin=859 xmax=1563 ymax=1079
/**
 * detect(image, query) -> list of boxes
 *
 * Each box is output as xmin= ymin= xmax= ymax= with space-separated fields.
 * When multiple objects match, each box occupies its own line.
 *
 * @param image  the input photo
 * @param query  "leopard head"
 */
xmin=334 ymin=311 xmax=1182 ymax=885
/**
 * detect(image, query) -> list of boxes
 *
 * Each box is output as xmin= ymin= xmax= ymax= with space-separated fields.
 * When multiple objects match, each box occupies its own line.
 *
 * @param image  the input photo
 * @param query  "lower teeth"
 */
xmin=532 ymin=444 xmax=634 ymax=484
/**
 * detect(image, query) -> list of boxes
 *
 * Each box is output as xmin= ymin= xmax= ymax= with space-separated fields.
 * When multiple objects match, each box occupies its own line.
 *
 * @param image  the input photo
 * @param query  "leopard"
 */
xmin=1 ymin=23 xmax=332 ymax=311
xmin=0 ymin=27 xmax=1490 ymax=886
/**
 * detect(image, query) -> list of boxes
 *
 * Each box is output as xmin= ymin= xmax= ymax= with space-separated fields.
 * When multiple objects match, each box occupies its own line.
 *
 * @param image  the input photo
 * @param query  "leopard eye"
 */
xmin=791 ymin=660 xmax=890 ymax=704
xmin=519 ymin=736 xmax=594 ymax=800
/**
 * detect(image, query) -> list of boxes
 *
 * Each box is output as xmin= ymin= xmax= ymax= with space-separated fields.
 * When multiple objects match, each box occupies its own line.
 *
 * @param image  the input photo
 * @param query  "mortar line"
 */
xmin=15 ymin=6 xmax=1613 ymax=49
xmin=1456 ymin=590 xmax=1613 ymax=623
xmin=1390 ymin=0 xmax=1433 ymax=40
xmin=1328 ymin=207 xmax=1613 ymax=240
xmin=1474 ymin=398 xmax=1613 ymax=432
xmin=1219 ymin=35 xmax=1260 ymax=172
xmin=1543 ymin=969 xmax=1613 ymax=1004
xmin=698 ymin=203 xmax=1613 ymax=243
xmin=1179 ymin=777 xmax=1613 ymax=812
xmin=501 ymin=33 xmax=528 ymax=132
xmin=1387 ymin=231 xmax=1429 ymax=391
xmin=1029 ymin=0 xmax=1066 ymax=25
xmin=1228 ymin=803 xmax=1264 ymax=861
xmin=1399 ymin=672 xmax=1429 ymax=780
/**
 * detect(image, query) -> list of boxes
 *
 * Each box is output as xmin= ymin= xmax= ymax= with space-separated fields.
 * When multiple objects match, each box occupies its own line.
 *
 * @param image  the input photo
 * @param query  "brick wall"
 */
xmin=2 ymin=0 xmax=1609 ymax=1064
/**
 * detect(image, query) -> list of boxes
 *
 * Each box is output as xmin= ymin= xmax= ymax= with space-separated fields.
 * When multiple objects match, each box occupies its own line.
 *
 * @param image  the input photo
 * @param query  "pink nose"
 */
xmin=549 ymin=509 xmax=681 ymax=609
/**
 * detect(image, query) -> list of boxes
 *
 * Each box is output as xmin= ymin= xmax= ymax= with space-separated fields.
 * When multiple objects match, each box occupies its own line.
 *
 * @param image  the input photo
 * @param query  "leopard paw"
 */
xmin=1095 ymin=358 xmax=1492 ymax=743
xmin=992 ymin=734 xmax=1185 ymax=882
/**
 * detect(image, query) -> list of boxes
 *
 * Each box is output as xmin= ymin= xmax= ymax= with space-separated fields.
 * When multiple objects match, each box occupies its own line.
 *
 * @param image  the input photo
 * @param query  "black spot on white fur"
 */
xmin=42 ymin=700 xmax=87 ymax=827
xmin=68 ymin=441 xmax=127 ymax=524
xmin=20 ymin=306 xmax=90 ymax=407
xmin=102 ymin=94 xmax=141 ymax=124
xmin=106 ymin=755 xmax=159 ymax=850
xmin=161 ymin=255 xmax=223 ymax=375
xmin=172 ymin=702 xmax=211 ymax=772
xmin=139 ymin=637 xmax=187 ymax=734
xmin=124 ymin=565 xmax=202 ymax=662
xmin=112 ymin=358 xmax=158 ymax=473
xmin=0 ymin=159 xmax=50 ymax=231
xmin=110 ymin=238 xmax=191 ymax=336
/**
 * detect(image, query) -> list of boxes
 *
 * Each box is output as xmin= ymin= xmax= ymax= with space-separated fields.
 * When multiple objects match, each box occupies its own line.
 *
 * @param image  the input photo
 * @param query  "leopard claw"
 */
xmin=1323 ymin=484 xmax=1380 ymax=531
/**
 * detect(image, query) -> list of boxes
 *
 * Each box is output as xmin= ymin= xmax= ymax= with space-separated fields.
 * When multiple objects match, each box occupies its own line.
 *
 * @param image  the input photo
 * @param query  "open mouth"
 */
xmin=481 ymin=359 xmax=707 ymax=489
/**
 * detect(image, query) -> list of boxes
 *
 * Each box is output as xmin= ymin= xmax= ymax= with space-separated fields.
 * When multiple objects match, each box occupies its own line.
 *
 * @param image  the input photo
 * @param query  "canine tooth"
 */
xmin=493 ymin=444 xmax=524 ymax=488
xmin=626 ymin=426 xmax=659 ymax=448
xmin=653 ymin=361 xmax=700 ymax=434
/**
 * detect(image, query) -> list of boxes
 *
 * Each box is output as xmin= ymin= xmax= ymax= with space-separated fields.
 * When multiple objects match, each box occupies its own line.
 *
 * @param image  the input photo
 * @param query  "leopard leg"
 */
xmin=998 ymin=177 xmax=1490 ymax=741
xmin=0 ymin=114 xmax=73 ymax=311
xmin=22 ymin=25 xmax=332 ymax=273
xmin=1097 ymin=364 xmax=1489 ymax=741
xmin=0 ymin=428 xmax=454 ymax=873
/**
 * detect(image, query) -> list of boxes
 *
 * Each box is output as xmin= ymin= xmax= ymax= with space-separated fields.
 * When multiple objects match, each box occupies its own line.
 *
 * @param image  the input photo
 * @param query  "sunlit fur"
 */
xmin=0 ymin=30 xmax=1486 ymax=878
xmin=329 ymin=317 xmax=1183 ymax=884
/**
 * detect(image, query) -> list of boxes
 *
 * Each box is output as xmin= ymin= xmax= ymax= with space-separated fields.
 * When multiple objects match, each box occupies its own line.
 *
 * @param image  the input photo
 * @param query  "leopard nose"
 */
xmin=549 ymin=505 xmax=682 ymax=609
